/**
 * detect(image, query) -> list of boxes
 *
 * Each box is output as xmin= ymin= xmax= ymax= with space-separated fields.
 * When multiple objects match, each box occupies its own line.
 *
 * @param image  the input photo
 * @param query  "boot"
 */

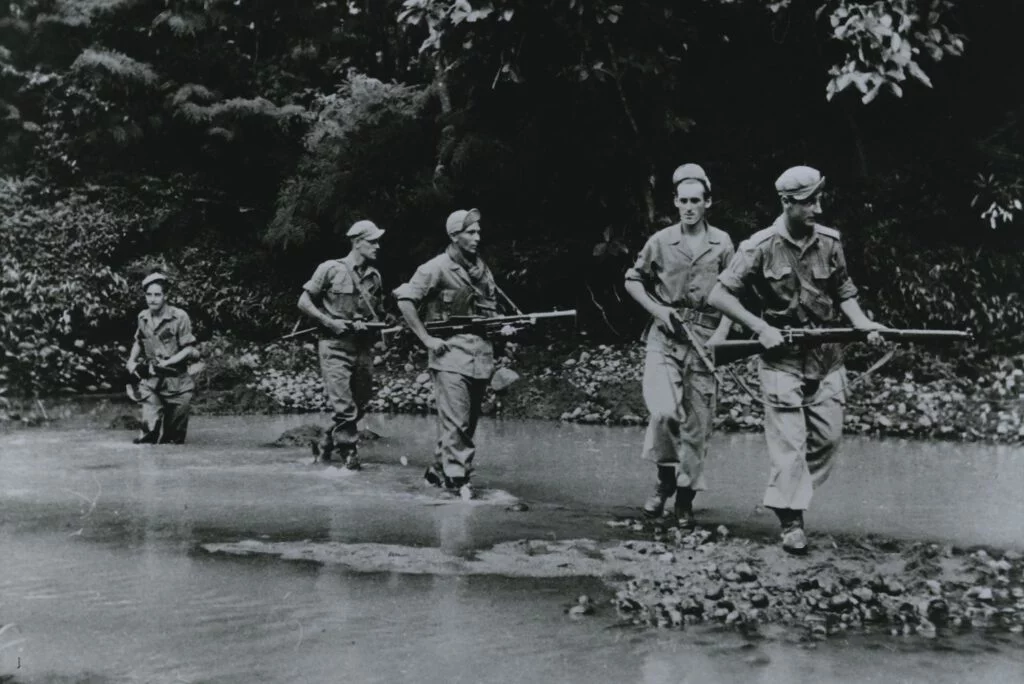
xmin=674 ymin=487 xmax=697 ymax=530
xmin=643 ymin=466 xmax=678 ymax=518
xmin=340 ymin=445 xmax=361 ymax=471
xmin=424 ymin=463 xmax=446 ymax=488
xmin=774 ymin=508 xmax=808 ymax=555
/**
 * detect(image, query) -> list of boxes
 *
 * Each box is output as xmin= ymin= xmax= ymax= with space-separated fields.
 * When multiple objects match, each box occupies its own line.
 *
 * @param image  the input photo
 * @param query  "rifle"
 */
xmin=666 ymin=312 xmax=717 ymax=374
xmin=709 ymin=327 xmax=972 ymax=366
xmin=277 ymin=320 xmax=400 ymax=342
xmin=425 ymin=309 xmax=577 ymax=337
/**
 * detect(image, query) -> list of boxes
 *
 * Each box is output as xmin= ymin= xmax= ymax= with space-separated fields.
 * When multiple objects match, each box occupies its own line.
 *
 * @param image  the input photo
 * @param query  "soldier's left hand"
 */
xmin=352 ymin=320 xmax=368 ymax=332
xmin=498 ymin=324 xmax=518 ymax=337
xmin=857 ymin=320 xmax=889 ymax=346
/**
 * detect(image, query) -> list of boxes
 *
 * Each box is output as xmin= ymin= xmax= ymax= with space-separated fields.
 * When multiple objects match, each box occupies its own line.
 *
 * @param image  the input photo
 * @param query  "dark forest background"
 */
xmin=1 ymin=0 xmax=1022 ymax=395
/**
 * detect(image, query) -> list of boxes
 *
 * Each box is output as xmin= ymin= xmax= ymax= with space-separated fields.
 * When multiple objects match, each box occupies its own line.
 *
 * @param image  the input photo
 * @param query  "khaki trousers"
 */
xmin=759 ymin=364 xmax=847 ymax=510
xmin=640 ymin=350 xmax=716 ymax=490
xmin=431 ymin=370 xmax=489 ymax=480
xmin=318 ymin=339 xmax=374 ymax=453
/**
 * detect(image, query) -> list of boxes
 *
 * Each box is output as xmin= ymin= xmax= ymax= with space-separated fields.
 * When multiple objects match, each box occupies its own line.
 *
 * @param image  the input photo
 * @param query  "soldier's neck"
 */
xmin=679 ymin=220 xmax=707 ymax=237
xmin=783 ymin=218 xmax=813 ymax=242
xmin=347 ymin=250 xmax=367 ymax=268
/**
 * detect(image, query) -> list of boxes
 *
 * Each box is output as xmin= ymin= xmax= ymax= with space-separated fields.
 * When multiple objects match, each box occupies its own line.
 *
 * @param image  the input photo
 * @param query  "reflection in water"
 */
xmin=0 ymin=414 xmax=1023 ymax=683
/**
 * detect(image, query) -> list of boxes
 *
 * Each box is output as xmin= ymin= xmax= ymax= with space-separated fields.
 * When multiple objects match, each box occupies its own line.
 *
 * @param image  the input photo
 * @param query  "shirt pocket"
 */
xmin=762 ymin=264 xmax=796 ymax=301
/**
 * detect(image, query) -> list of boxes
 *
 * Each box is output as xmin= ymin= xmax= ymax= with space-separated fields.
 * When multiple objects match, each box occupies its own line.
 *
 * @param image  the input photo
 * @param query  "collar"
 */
xmin=772 ymin=215 xmax=818 ymax=249
xmin=141 ymin=306 xmax=175 ymax=326
xmin=666 ymin=222 xmax=721 ymax=245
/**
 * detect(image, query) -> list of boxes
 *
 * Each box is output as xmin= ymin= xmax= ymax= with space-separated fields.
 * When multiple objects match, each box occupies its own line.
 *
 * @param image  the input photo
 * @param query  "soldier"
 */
xmin=707 ymin=166 xmax=886 ymax=554
xmin=624 ymin=164 xmax=735 ymax=527
xmin=298 ymin=220 xmax=386 ymax=469
xmin=126 ymin=272 xmax=200 ymax=444
xmin=394 ymin=208 xmax=508 ymax=500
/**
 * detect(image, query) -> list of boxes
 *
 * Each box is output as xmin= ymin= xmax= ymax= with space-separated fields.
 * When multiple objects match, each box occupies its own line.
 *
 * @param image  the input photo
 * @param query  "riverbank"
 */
xmin=188 ymin=333 xmax=1024 ymax=444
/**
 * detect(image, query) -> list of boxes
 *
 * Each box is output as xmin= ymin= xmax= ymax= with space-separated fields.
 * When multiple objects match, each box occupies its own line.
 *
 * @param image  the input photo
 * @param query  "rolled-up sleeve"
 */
xmin=393 ymin=262 xmax=438 ymax=303
xmin=624 ymin=239 xmax=657 ymax=284
xmin=832 ymin=244 xmax=858 ymax=301
xmin=717 ymin=240 xmax=758 ymax=293
xmin=176 ymin=312 xmax=197 ymax=347
xmin=302 ymin=262 xmax=331 ymax=298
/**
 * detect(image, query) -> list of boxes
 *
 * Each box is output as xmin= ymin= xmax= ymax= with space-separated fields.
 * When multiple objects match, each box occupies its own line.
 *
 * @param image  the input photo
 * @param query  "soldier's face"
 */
xmin=674 ymin=181 xmax=710 ymax=227
xmin=355 ymin=237 xmax=380 ymax=262
xmin=453 ymin=223 xmax=481 ymax=255
xmin=783 ymin=193 xmax=822 ymax=229
xmin=145 ymin=284 xmax=166 ymax=312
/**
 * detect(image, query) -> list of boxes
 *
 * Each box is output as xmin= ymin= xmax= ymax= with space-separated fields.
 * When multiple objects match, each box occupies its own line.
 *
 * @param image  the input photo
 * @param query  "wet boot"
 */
xmin=446 ymin=476 xmax=474 ymax=501
xmin=643 ymin=466 xmax=678 ymax=518
xmin=340 ymin=445 xmax=361 ymax=471
xmin=674 ymin=487 xmax=697 ymax=530
xmin=774 ymin=508 xmax=808 ymax=555
xmin=424 ymin=463 xmax=446 ymax=488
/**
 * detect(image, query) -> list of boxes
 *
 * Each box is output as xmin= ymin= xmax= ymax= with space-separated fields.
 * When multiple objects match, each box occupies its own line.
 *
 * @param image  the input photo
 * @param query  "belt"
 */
xmin=675 ymin=308 xmax=721 ymax=329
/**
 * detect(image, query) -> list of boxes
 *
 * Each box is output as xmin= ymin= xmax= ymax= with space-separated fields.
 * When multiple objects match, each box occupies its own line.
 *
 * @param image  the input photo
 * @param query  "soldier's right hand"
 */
xmin=757 ymin=324 xmax=785 ymax=350
xmin=424 ymin=336 xmax=449 ymax=354
xmin=326 ymin=318 xmax=349 ymax=335
xmin=655 ymin=306 xmax=677 ymax=331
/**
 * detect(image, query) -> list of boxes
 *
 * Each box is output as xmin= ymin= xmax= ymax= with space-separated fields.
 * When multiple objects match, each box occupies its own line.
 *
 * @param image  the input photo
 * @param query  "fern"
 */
xmin=152 ymin=10 xmax=208 ymax=37
xmin=71 ymin=48 xmax=159 ymax=87
xmin=170 ymin=83 xmax=218 ymax=107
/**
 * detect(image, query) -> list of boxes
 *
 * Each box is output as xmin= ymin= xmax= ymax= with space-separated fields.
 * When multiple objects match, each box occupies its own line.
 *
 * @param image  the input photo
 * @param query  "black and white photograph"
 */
xmin=1 ymin=1 xmax=1022 ymax=682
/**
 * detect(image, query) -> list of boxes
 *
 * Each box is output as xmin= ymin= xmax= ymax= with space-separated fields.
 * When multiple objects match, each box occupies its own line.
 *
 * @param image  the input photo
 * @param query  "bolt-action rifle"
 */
xmin=425 ymin=309 xmax=577 ymax=337
xmin=709 ymin=327 xmax=972 ymax=366
xmin=276 ymin=320 xmax=400 ymax=342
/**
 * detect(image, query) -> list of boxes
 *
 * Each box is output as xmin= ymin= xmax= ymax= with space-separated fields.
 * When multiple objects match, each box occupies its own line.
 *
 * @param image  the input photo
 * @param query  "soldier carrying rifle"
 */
xmin=708 ymin=166 xmax=887 ymax=554
xmin=298 ymin=220 xmax=387 ymax=469
xmin=624 ymin=164 xmax=736 ymax=528
xmin=394 ymin=208 xmax=519 ymax=500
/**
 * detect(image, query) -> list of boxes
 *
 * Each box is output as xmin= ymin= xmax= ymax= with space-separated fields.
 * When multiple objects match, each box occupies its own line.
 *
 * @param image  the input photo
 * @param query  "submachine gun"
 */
xmin=708 ymin=327 xmax=972 ymax=366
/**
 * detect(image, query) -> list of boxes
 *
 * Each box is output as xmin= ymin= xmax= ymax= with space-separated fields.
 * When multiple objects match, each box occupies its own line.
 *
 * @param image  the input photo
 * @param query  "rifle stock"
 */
xmin=278 ymin=321 xmax=397 ymax=342
xmin=710 ymin=328 xmax=972 ymax=366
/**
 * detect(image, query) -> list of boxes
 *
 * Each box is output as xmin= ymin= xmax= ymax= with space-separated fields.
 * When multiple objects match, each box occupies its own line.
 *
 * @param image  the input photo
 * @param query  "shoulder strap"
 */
xmin=335 ymin=260 xmax=382 ymax=321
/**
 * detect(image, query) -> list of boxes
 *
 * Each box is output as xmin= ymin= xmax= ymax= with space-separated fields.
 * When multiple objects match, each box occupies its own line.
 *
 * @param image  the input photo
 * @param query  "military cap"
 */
xmin=346 ymin=220 xmax=385 ymax=241
xmin=446 ymin=208 xmax=481 ymax=236
xmin=775 ymin=166 xmax=826 ymax=201
xmin=141 ymin=272 xmax=169 ymax=288
xmin=672 ymin=163 xmax=712 ymax=193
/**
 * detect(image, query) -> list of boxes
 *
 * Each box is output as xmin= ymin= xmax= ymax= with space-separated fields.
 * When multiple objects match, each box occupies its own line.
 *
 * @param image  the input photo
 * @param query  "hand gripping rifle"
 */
xmin=424 ymin=309 xmax=577 ymax=337
xmin=709 ymin=327 xmax=972 ymax=366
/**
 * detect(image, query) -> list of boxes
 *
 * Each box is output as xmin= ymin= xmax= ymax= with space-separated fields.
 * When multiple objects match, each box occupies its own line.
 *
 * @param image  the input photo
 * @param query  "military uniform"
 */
xmin=302 ymin=254 xmax=384 ymax=460
xmin=717 ymin=215 xmax=858 ymax=511
xmin=625 ymin=223 xmax=735 ymax=492
xmin=133 ymin=305 xmax=196 ymax=444
xmin=393 ymin=246 xmax=500 ymax=483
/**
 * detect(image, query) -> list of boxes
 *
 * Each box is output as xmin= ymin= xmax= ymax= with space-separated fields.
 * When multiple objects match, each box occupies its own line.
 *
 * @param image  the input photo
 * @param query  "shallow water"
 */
xmin=1 ymin=410 xmax=1022 ymax=683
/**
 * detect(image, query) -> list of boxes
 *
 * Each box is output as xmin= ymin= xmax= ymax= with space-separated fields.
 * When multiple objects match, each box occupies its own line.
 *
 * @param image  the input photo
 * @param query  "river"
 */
xmin=1 ymin=408 xmax=1022 ymax=683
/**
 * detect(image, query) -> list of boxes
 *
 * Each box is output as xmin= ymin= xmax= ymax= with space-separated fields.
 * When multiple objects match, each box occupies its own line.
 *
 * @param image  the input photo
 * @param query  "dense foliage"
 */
xmin=0 ymin=0 xmax=1022 ymax=397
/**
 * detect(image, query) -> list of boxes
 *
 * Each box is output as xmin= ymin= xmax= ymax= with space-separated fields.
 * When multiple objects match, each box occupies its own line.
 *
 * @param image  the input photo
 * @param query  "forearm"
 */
xmin=710 ymin=312 xmax=733 ymax=340
xmin=707 ymin=284 xmax=767 ymax=334
xmin=162 ymin=345 xmax=195 ymax=367
xmin=839 ymin=298 xmax=874 ymax=328
xmin=127 ymin=341 xmax=142 ymax=365
xmin=297 ymin=292 xmax=333 ymax=327
xmin=396 ymin=299 xmax=432 ymax=345
xmin=624 ymin=279 xmax=666 ymax=319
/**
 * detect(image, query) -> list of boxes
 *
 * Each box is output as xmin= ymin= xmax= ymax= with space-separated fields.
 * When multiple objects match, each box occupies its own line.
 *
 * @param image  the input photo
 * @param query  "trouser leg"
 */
xmin=158 ymin=391 xmax=193 ymax=444
xmin=136 ymin=384 xmax=164 ymax=444
xmin=760 ymin=366 xmax=814 ymax=511
xmin=641 ymin=351 xmax=713 ymax=491
xmin=804 ymin=368 xmax=847 ymax=489
xmin=318 ymin=341 xmax=367 ymax=460
xmin=432 ymin=370 xmax=487 ymax=481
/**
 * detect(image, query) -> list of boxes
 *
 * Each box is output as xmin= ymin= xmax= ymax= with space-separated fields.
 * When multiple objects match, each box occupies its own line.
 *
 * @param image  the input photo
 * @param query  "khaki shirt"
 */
xmin=626 ymin=223 xmax=735 ymax=363
xmin=303 ymin=256 xmax=384 ymax=347
xmin=135 ymin=305 xmax=196 ymax=394
xmin=393 ymin=252 xmax=498 ymax=379
xmin=717 ymin=215 xmax=859 ymax=379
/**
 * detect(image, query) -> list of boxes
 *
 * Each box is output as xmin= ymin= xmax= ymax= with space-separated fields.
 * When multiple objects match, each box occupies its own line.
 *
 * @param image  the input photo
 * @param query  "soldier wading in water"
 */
xmin=708 ymin=166 xmax=887 ymax=554
xmin=624 ymin=164 xmax=735 ymax=527
xmin=298 ymin=220 xmax=387 ymax=469
xmin=394 ymin=208 xmax=518 ymax=500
